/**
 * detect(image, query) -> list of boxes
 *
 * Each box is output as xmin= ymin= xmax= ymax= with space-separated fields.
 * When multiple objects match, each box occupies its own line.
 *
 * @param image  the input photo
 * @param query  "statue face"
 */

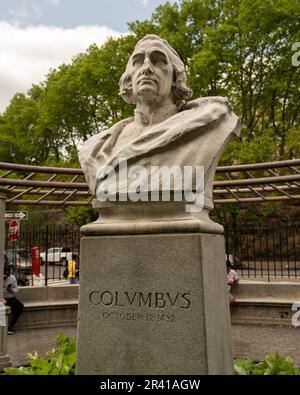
xmin=129 ymin=39 xmax=174 ymax=104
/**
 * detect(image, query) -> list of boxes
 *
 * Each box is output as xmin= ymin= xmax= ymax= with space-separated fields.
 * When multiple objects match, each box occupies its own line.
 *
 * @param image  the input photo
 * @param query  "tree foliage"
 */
xmin=129 ymin=0 xmax=300 ymax=164
xmin=0 ymin=36 xmax=136 ymax=164
xmin=1 ymin=0 xmax=299 ymax=166
xmin=0 ymin=0 xmax=299 ymax=225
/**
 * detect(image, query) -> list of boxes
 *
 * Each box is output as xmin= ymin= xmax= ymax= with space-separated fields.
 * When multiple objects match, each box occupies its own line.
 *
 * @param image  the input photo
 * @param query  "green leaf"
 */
xmin=4 ymin=332 xmax=77 ymax=375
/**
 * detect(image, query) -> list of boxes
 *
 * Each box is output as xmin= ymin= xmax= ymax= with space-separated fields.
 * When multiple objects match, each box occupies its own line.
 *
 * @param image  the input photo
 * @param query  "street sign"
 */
xmin=8 ymin=220 xmax=19 ymax=241
xmin=5 ymin=211 xmax=27 ymax=221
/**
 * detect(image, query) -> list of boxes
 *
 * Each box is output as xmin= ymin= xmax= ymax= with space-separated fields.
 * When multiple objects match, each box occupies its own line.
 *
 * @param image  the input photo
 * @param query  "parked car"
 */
xmin=4 ymin=249 xmax=32 ymax=275
xmin=225 ymin=253 xmax=242 ymax=269
xmin=40 ymin=247 xmax=73 ymax=265
xmin=4 ymin=251 xmax=29 ymax=286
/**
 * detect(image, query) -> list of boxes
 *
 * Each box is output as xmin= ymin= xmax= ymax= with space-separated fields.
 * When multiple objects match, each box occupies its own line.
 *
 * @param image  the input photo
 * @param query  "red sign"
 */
xmin=8 ymin=220 xmax=19 ymax=241
xmin=31 ymin=247 xmax=41 ymax=277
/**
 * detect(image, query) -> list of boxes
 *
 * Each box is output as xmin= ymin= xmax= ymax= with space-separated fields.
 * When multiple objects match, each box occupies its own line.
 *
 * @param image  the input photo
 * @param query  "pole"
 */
xmin=45 ymin=225 xmax=48 ymax=286
xmin=0 ymin=189 xmax=5 ymax=302
xmin=0 ymin=188 xmax=11 ymax=370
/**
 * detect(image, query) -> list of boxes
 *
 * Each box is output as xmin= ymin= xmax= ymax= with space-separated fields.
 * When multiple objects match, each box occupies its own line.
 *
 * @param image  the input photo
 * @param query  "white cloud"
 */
xmin=8 ymin=1 xmax=42 ymax=20
xmin=8 ymin=0 xmax=61 ymax=22
xmin=45 ymin=0 xmax=61 ymax=5
xmin=0 ymin=21 xmax=124 ymax=113
xmin=132 ymin=0 xmax=150 ymax=7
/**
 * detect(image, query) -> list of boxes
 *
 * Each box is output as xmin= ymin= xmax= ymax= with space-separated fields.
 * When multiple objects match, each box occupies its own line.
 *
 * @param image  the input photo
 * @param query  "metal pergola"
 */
xmin=0 ymin=159 xmax=299 ymax=206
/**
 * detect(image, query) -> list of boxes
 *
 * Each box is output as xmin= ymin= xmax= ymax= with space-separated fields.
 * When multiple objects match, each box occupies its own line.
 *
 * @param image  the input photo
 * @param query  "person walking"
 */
xmin=3 ymin=262 xmax=24 ymax=334
xmin=67 ymin=254 xmax=78 ymax=284
xmin=227 ymin=260 xmax=239 ymax=305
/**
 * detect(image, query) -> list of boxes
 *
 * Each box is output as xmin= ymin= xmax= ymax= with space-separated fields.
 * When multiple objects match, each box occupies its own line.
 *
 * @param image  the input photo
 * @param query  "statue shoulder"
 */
xmin=78 ymin=117 xmax=134 ymax=194
xmin=79 ymin=117 xmax=134 ymax=160
xmin=183 ymin=96 xmax=233 ymax=112
xmin=183 ymin=96 xmax=241 ymax=136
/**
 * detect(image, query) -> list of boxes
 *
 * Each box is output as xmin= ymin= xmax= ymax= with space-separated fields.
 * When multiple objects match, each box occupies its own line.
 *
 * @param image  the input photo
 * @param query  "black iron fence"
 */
xmin=4 ymin=222 xmax=300 ymax=285
xmin=224 ymin=222 xmax=300 ymax=282
xmin=4 ymin=223 xmax=80 ymax=286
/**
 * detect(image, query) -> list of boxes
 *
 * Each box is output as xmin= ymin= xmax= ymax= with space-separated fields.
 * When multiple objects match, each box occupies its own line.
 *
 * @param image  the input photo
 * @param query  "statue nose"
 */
xmin=141 ymin=57 xmax=153 ymax=73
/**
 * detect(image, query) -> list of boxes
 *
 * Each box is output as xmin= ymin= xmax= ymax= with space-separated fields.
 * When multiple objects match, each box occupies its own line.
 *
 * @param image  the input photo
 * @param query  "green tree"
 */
xmin=129 ymin=0 xmax=300 ymax=164
xmin=1 ymin=0 xmax=299 ymax=225
xmin=35 ymin=36 xmax=137 ymax=164
xmin=0 ymin=36 xmax=136 ymax=165
xmin=0 ymin=87 xmax=47 ymax=164
xmin=128 ymin=0 xmax=300 ymax=225
xmin=66 ymin=206 xmax=98 ymax=227
xmin=2 ymin=0 xmax=299 ymax=166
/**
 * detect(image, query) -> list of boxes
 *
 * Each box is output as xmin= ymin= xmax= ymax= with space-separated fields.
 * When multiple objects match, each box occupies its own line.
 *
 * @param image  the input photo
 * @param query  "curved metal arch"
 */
xmin=0 ymin=159 xmax=300 ymax=206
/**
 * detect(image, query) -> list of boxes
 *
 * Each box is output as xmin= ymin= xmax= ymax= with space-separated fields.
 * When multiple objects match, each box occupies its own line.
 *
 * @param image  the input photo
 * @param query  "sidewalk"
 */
xmin=7 ymin=325 xmax=77 ymax=367
xmin=6 ymin=323 xmax=300 ymax=368
xmin=239 ymin=278 xmax=300 ymax=284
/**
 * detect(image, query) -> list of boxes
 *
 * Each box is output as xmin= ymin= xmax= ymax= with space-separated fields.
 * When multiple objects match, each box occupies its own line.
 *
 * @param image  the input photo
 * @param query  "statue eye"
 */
xmin=150 ymin=52 xmax=167 ymax=65
xmin=132 ymin=54 xmax=144 ymax=66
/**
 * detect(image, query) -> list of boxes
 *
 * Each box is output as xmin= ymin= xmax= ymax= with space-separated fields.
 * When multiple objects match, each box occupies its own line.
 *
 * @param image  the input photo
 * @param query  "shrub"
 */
xmin=4 ymin=333 xmax=76 ymax=375
xmin=234 ymin=353 xmax=300 ymax=375
xmin=4 ymin=337 xmax=300 ymax=376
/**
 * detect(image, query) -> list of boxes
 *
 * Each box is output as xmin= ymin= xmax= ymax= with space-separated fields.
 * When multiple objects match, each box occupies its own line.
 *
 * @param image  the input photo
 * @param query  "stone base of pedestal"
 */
xmin=0 ymin=323 xmax=11 ymax=371
xmin=0 ymin=354 xmax=11 ymax=371
xmin=76 ymin=232 xmax=232 ymax=375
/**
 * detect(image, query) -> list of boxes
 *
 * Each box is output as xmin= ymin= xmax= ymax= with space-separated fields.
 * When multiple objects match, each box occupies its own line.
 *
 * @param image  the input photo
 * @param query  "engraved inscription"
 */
xmin=88 ymin=289 xmax=192 ymax=324
xmin=102 ymin=311 xmax=176 ymax=323
xmin=88 ymin=290 xmax=191 ymax=309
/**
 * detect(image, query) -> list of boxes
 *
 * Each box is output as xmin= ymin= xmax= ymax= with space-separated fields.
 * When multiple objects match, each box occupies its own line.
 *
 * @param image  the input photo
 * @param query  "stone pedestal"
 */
xmin=76 ymin=201 xmax=233 ymax=375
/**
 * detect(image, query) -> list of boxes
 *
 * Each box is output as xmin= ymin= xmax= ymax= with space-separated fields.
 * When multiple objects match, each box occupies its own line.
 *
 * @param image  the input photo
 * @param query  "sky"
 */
xmin=0 ymin=0 xmax=175 ymax=112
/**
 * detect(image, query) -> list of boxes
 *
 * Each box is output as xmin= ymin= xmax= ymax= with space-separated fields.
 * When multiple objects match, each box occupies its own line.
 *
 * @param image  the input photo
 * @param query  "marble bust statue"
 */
xmin=76 ymin=37 xmax=236 ymax=376
xmin=79 ymin=34 xmax=241 ymax=215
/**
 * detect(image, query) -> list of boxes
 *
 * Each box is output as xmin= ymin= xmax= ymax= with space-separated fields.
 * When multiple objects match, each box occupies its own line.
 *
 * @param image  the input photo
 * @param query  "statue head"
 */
xmin=119 ymin=34 xmax=193 ymax=109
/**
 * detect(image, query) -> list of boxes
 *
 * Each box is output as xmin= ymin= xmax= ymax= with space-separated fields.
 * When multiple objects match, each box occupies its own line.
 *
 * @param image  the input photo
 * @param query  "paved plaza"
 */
xmin=5 ymin=324 xmax=300 ymax=368
xmin=7 ymin=326 xmax=77 ymax=367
